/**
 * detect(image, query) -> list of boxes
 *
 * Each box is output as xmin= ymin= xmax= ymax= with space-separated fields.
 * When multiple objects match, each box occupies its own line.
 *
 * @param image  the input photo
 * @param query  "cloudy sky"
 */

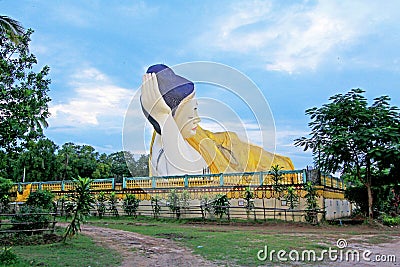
xmin=2 ymin=0 xmax=400 ymax=169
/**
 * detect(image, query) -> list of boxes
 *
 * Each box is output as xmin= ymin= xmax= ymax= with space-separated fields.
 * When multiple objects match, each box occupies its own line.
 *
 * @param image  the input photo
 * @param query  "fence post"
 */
xmin=302 ymin=169 xmax=307 ymax=183
xmin=220 ymin=173 xmax=224 ymax=186
xmin=259 ymin=172 xmax=263 ymax=186
xmin=111 ymin=178 xmax=115 ymax=190
xmin=152 ymin=177 xmax=156 ymax=188
xmin=184 ymin=175 xmax=188 ymax=188
xmin=122 ymin=177 xmax=127 ymax=189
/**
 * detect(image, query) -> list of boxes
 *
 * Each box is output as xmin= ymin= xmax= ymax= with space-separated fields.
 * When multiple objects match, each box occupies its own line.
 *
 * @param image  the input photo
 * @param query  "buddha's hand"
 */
xmin=140 ymin=73 xmax=171 ymax=124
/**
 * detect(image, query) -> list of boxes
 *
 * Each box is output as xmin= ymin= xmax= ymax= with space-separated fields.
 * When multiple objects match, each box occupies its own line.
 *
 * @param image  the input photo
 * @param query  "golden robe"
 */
xmin=150 ymin=126 xmax=294 ymax=175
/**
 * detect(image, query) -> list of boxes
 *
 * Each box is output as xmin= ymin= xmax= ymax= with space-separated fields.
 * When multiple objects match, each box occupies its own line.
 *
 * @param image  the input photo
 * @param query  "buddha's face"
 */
xmin=174 ymin=98 xmax=200 ymax=138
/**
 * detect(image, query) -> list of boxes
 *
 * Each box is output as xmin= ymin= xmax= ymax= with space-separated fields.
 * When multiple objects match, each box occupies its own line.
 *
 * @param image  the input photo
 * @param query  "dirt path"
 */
xmin=79 ymin=224 xmax=219 ymax=267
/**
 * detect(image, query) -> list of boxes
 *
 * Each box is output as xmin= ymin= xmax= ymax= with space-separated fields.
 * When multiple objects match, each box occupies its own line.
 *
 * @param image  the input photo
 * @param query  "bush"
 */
xmin=346 ymin=184 xmax=400 ymax=217
xmin=108 ymin=192 xmax=119 ymax=217
xmin=0 ymin=177 xmax=13 ymax=213
xmin=0 ymin=247 xmax=18 ymax=265
xmin=11 ymin=206 xmax=52 ymax=231
xmin=96 ymin=192 xmax=107 ymax=218
xmin=212 ymin=194 xmax=230 ymax=219
xmin=26 ymin=190 xmax=55 ymax=210
xmin=381 ymin=215 xmax=400 ymax=226
xmin=123 ymin=194 xmax=140 ymax=217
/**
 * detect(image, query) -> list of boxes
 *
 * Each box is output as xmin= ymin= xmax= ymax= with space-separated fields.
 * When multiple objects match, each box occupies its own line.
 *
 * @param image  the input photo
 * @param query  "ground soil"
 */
xmin=79 ymin=224 xmax=219 ymax=267
xmin=78 ymin=221 xmax=400 ymax=267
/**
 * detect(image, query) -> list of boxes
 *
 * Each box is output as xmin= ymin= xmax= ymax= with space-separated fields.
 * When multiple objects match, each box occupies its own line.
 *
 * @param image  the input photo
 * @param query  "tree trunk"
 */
xmin=366 ymin=159 xmax=373 ymax=218
xmin=366 ymin=182 xmax=373 ymax=218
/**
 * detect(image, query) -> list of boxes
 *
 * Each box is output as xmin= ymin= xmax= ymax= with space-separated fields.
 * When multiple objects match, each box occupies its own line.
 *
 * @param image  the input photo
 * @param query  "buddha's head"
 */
xmin=144 ymin=64 xmax=200 ymax=138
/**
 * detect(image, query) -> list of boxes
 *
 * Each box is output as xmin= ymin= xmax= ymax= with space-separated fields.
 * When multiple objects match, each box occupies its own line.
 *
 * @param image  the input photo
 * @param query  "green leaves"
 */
xmin=0 ymin=29 xmax=51 ymax=162
xmin=63 ymin=176 xmax=95 ymax=241
xmin=212 ymin=194 xmax=230 ymax=219
xmin=295 ymin=88 xmax=400 ymax=218
xmin=295 ymin=88 xmax=400 ymax=175
xmin=123 ymin=194 xmax=141 ymax=217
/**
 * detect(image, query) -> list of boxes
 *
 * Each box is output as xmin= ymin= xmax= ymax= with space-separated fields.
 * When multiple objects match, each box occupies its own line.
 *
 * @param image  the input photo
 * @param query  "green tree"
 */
xmin=92 ymin=153 xmax=112 ymax=179
xmin=0 ymin=15 xmax=24 ymax=44
xmin=295 ymin=89 xmax=400 ymax=218
xmin=75 ymin=145 xmax=98 ymax=178
xmin=0 ymin=29 xmax=51 ymax=178
xmin=57 ymin=143 xmax=99 ymax=180
xmin=13 ymin=138 xmax=59 ymax=182
xmin=57 ymin=142 xmax=79 ymax=181
xmin=131 ymin=154 xmax=149 ymax=177
xmin=108 ymin=151 xmax=130 ymax=181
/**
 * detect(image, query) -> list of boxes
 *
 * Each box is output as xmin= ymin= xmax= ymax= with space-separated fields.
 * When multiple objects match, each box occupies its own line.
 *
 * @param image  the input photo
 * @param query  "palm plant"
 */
xmin=212 ymin=194 xmax=230 ymax=220
xmin=244 ymin=187 xmax=254 ymax=220
xmin=108 ymin=192 xmax=119 ymax=217
xmin=96 ymin=191 xmax=107 ymax=218
xmin=270 ymin=164 xmax=284 ymax=219
xmin=284 ymin=186 xmax=299 ymax=221
xmin=63 ymin=176 xmax=95 ymax=242
xmin=123 ymin=194 xmax=140 ymax=217
xmin=151 ymin=196 xmax=161 ymax=219
xmin=304 ymin=181 xmax=320 ymax=224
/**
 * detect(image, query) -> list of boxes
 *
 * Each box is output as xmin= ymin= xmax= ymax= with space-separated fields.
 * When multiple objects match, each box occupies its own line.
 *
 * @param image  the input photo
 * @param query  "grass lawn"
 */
xmin=1 ymin=229 xmax=122 ymax=267
xmin=2 ymin=216 xmax=396 ymax=266
xmin=87 ymin=216 xmax=342 ymax=266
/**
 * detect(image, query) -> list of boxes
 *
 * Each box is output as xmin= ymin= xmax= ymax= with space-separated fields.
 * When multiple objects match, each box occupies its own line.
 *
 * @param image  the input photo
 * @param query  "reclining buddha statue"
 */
xmin=140 ymin=64 xmax=294 ymax=176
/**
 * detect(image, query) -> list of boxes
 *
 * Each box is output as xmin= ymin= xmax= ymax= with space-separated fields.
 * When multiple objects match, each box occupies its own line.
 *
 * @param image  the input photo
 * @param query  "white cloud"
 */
xmin=49 ymin=67 xmax=134 ymax=128
xmin=200 ymin=0 xmax=400 ymax=73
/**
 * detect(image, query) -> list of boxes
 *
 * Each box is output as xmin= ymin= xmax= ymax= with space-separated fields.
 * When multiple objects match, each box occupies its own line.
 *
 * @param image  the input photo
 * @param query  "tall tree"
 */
xmin=75 ymin=145 xmax=99 ymax=178
xmin=13 ymin=138 xmax=59 ymax=182
xmin=57 ymin=142 xmax=79 ymax=181
xmin=108 ymin=151 xmax=131 ymax=180
xmin=57 ymin=143 xmax=99 ymax=180
xmin=131 ymin=154 xmax=149 ymax=177
xmin=92 ymin=153 xmax=112 ymax=179
xmin=295 ymin=89 xmax=400 ymax=218
xmin=0 ymin=15 xmax=24 ymax=44
xmin=0 ymin=29 xmax=51 ymax=178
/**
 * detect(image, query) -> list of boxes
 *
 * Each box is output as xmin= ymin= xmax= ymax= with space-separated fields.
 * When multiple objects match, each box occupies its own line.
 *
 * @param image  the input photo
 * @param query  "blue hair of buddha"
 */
xmin=141 ymin=64 xmax=195 ymax=135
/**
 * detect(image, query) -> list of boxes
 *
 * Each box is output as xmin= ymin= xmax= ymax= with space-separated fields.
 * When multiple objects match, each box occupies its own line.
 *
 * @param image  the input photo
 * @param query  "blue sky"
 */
xmin=2 ymin=0 xmax=400 ymax=169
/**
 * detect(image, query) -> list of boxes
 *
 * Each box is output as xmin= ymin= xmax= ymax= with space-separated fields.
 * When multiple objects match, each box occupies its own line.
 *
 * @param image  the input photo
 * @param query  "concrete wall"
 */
xmin=324 ymin=199 xmax=352 ymax=220
xmin=115 ymin=196 xmax=352 ymax=222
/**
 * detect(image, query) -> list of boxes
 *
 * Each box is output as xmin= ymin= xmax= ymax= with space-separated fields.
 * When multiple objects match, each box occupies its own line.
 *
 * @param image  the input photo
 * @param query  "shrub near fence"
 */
xmin=84 ymin=200 xmax=325 ymax=223
xmin=0 ymin=211 xmax=58 ymax=234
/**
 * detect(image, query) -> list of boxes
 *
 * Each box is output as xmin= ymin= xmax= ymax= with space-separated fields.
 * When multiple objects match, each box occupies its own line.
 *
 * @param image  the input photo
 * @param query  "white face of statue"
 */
xmin=174 ymin=98 xmax=200 ymax=138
